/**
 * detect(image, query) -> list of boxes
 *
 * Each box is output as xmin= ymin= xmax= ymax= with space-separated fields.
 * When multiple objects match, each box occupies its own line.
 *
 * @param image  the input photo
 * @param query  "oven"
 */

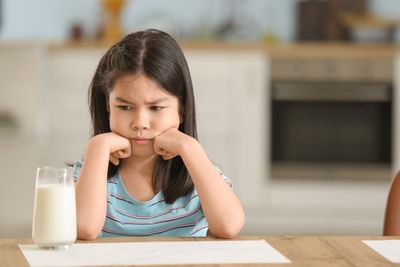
xmin=270 ymin=56 xmax=393 ymax=180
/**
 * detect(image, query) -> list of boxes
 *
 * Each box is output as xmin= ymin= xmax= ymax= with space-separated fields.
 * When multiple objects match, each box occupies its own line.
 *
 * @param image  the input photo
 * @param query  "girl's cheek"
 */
xmin=159 ymin=112 xmax=180 ymax=127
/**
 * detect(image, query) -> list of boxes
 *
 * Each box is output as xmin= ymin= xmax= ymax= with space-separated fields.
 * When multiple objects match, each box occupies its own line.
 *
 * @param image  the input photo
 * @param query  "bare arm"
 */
xmin=154 ymin=129 xmax=245 ymax=238
xmin=181 ymin=140 xmax=245 ymax=238
xmin=75 ymin=133 xmax=130 ymax=240
xmin=383 ymin=172 xmax=400 ymax=235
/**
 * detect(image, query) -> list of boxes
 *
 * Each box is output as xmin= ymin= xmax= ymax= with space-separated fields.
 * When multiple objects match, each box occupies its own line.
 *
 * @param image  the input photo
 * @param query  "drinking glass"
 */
xmin=32 ymin=167 xmax=77 ymax=249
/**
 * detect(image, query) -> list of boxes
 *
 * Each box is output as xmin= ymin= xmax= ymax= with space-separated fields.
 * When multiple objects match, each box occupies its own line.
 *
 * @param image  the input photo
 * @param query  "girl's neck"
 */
xmin=119 ymin=155 xmax=159 ymax=202
xmin=120 ymin=155 xmax=158 ymax=179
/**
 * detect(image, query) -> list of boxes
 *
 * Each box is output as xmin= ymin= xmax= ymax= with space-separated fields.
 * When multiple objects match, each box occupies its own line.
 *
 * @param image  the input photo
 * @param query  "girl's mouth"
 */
xmin=131 ymin=137 xmax=153 ymax=145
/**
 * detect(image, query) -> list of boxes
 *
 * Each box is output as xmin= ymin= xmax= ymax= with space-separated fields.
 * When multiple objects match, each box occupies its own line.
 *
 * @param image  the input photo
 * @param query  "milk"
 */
xmin=32 ymin=184 xmax=77 ymax=247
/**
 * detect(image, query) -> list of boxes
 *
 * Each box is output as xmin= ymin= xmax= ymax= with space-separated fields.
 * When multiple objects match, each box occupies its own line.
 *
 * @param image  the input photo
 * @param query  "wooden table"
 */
xmin=1 ymin=236 xmax=399 ymax=267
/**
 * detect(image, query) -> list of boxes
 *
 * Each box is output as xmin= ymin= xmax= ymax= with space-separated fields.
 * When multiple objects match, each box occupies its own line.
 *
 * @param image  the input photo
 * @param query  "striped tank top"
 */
xmin=73 ymin=160 xmax=231 ymax=237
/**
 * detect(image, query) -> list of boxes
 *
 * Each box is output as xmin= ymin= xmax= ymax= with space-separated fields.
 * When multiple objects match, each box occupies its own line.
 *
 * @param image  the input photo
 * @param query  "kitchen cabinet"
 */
xmin=41 ymin=47 xmax=105 ymax=166
xmin=186 ymin=50 xmax=268 ymax=205
xmin=0 ymin=43 xmax=41 ymax=237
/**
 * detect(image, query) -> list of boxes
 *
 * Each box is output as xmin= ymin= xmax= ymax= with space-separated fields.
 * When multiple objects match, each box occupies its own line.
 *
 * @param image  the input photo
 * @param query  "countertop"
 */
xmin=40 ymin=40 xmax=400 ymax=59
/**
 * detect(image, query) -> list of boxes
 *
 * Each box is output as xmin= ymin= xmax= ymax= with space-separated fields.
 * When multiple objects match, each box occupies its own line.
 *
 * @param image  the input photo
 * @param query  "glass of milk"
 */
xmin=32 ymin=167 xmax=77 ymax=250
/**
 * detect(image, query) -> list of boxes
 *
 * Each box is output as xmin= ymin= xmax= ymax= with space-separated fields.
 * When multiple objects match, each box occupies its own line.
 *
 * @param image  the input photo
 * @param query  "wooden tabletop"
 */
xmin=1 ymin=236 xmax=399 ymax=267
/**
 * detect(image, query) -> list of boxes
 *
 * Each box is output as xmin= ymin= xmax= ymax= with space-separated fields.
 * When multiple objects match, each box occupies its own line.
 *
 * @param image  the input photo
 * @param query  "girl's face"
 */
xmin=108 ymin=74 xmax=181 ymax=158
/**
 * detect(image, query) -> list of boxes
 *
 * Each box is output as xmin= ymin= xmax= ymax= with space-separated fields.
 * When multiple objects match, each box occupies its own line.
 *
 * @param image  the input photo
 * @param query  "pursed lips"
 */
xmin=130 ymin=137 xmax=154 ymax=145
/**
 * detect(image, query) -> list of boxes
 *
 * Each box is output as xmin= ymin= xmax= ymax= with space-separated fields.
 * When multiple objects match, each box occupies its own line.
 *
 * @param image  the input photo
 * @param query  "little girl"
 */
xmin=73 ymin=29 xmax=245 ymax=239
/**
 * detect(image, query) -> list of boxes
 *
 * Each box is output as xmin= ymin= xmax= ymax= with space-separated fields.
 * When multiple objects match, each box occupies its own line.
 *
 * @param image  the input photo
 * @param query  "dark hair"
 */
xmin=88 ymin=29 xmax=197 ymax=203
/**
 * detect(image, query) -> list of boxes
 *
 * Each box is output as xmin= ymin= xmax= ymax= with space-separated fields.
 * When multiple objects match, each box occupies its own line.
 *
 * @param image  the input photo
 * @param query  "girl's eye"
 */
xmin=150 ymin=106 xmax=165 ymax=111
xmin=117 ymin=105 xmax=132 ymax=111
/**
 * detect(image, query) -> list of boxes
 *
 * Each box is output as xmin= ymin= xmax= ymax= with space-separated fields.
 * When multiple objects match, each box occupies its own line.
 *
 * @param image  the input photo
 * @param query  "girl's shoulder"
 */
xmin=72 ymin=160 xmax=119 ymax=182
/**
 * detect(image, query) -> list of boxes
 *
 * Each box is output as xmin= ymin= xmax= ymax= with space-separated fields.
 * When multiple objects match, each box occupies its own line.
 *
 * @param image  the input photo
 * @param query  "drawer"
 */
xmin=272 ymin=58 xmax=393 ymax=82
xmin=47 ymin=50 xmax=103 ymax=80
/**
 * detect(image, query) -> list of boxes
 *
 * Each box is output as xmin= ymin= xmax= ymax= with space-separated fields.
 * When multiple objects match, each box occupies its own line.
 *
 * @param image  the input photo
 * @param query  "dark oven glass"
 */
xmin=270 ymin=81 xmax=392 ymax=180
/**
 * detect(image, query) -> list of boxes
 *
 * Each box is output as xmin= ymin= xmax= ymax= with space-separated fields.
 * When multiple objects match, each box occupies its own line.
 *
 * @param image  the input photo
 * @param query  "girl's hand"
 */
xmin=91 ymin=132 xmax=131 ymax=166
xmin=153 ymin=128 xmax=195 ymax=160
xmin=108 ymin=133 xmax=131 ymax=166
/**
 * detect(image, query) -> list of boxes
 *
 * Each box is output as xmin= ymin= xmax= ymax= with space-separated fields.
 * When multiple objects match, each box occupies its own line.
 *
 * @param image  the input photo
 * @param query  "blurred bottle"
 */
xmin=69 ymin=22 xmax=83 ymax=42
xmin=101 ymin=0 xmax=126 ymax=43
xmin=262 ymin=29 xmax=279 ymax=44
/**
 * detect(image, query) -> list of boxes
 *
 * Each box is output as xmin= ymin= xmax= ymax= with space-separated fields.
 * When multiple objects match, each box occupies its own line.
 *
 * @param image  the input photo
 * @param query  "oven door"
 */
xmin=271 ymin=81 xmax=392 ymax=180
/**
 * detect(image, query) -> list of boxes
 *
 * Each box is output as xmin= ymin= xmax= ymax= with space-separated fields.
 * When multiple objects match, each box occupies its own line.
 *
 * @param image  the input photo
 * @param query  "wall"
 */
xmin=1 ymin=0 xmax=398 ymax=42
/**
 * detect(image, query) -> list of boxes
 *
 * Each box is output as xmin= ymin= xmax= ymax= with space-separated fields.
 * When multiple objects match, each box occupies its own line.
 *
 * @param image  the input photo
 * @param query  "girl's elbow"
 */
xmin=213 ymin=211 xmax=246 ymax=239
xmin=77 ymin=222 xmax=102 ymax=240
xmin=212 ymin=224 xmax=243 ymax=239
xmin=220 ymin=227 xmax=241 ymax=239
xmin=76 ymin=211 xmax=105 ymax=240
xmin=77 ymin=227 xmax=101 ymax=240
xmin=228 ymin=207 xmax=246 ymax=236
xmin=227 ymin=216 xmax=245 ymax=238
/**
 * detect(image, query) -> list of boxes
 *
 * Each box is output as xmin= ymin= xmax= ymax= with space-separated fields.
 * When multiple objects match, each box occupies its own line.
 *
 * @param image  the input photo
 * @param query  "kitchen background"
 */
xmin=1 ymin=0 xmax=400 ymax=42
xmin=1 ymin=0 xmax=400 ymax=237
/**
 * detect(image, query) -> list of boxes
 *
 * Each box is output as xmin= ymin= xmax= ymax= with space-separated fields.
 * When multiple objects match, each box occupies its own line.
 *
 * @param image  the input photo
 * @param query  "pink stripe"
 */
xmin=110 ymin=193 xmax=128 ymax=200
xmin=146 ymin=222 xmax=196 ymax=235
xmin=110 ymin=193 xmax=198 ymax=219
xmin=190 ymin=225 xmax=208 ymax=236
xmin=109 ymin=193 xmax=166 ymax=206
xmin=188 ymin=216 xmax=208 ymax=235
xmin=102 ymin=221 xmax=197 ymax=236
xmin=107 ymin=206 xmax=201 ymax=225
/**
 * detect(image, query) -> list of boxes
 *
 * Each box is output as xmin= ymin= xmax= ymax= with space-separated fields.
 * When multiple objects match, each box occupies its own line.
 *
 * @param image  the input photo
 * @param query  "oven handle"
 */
xmin=272 ymin=82 xmax=391 ymax=101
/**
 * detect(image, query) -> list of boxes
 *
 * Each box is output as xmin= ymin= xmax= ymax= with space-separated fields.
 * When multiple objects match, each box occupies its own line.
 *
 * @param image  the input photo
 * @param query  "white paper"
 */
xmin=362 ymin=240 xmax=400 ymax=263
xmin=19 ymin=240 xmax=290 ymax=266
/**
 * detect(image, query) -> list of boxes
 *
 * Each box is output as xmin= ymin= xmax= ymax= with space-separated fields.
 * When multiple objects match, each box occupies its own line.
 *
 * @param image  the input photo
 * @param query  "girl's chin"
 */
xmin=130 ymin=149 xmax=158 ymax=158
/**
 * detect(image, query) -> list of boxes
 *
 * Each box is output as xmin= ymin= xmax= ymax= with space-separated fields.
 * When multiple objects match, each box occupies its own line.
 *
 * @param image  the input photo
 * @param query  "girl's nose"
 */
xmin=131 ymin=111 xmax=150 ymax=131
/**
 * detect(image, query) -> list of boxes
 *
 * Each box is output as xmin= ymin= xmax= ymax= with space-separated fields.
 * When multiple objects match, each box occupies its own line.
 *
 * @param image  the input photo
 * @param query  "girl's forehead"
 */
xmin=111 ymin=74 xmax=176 ymax=100
xmin=114 ymin=74 xmax=156 ymax=88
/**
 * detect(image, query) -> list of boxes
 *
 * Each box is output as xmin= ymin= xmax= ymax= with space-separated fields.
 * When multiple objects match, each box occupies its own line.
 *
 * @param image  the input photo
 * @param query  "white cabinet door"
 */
xmin=0 ymin=43 xmax=41 ymax=137
xmin=0 ymin=43 xmax=42 ymax=237
xmin=186 ymin=50 xmax=269 ymax=205
xmin=41 ymin=48 xmax=105 ymax=166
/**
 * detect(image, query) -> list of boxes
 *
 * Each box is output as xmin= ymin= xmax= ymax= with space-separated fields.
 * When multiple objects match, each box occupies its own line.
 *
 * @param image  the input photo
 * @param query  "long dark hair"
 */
xmin=88 ymin=29 xmax=197 ymax=203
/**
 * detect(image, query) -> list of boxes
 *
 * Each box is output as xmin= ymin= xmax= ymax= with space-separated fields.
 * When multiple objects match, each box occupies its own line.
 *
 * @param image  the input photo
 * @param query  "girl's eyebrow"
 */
xmin=115 ymin=97 xmax=133 ymax=104
xmin=146 ymin=97 xmax=169 ymax=105
xmin=114 ymin=96 xmax=170 ymax=105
